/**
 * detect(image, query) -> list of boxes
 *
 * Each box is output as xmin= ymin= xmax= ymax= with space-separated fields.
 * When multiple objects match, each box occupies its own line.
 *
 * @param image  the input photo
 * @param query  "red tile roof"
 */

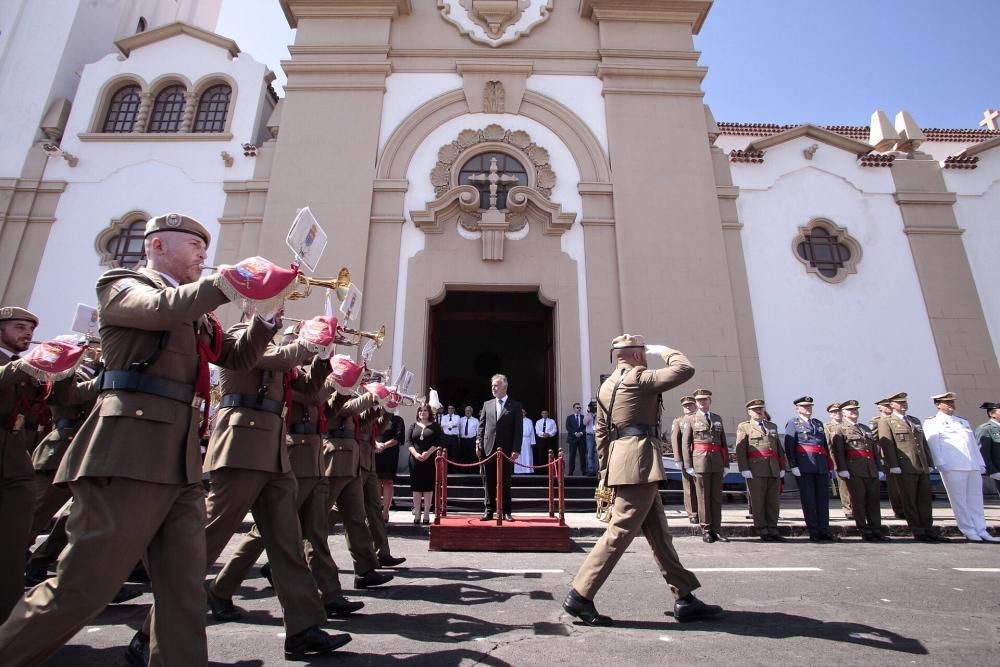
xmin=718 ymin=122 xmax=1000 ymax=144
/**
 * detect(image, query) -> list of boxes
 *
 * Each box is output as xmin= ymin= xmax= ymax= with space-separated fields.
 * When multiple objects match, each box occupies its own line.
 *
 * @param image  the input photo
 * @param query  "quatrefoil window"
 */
xmin=792 ymin=219 xmax=862 ymax=283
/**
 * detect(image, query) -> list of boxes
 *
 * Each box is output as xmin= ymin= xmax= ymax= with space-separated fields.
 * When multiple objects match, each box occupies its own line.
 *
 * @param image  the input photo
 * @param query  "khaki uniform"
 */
xmin=211 ymin=358 xmax=348 ymax=603
xmin=0 ymin=352 xmax=42 ymax=622
xmin=572 ymin=351 xmax=701 ymax=602
xmin=0 ymin=267 xmax=272 ymax=666
xmin=871 ymin=415 xmax=904 ymax=517
xmin=669 ymin=415 xmax=698 ymax=521
xmin=735 ymin=419 xmax=786 ymax=537
xmin=202 ymin=333 xmax=326 ymax=636
xmin=878 ymin=414 xmax=935 ymax=537
xmin=322 ymin=391 xmax=380 ymax=576
xmin=832 ymin=422 xmax=883 ymax=538
xmin=680 ymin=411 xmax=728 ymax=535
xmin=359 ymin=410 xmax=394 ymax=561
xmin=825 ymin=420 xmax=850 ymax=514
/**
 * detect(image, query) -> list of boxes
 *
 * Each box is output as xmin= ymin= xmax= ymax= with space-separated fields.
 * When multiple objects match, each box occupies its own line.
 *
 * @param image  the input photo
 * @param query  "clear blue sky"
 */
xmin=218 ymin=0 xmax=1000 ymax=129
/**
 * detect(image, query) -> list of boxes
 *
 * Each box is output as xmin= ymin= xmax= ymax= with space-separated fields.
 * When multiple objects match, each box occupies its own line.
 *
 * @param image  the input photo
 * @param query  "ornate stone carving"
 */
xmin=438 ymin=0 xmax=553 ymax=48
xmin=431 ymin=123 xmax=555 ymax=199
xmin=483 ymin=81 xmax=505 ymax=113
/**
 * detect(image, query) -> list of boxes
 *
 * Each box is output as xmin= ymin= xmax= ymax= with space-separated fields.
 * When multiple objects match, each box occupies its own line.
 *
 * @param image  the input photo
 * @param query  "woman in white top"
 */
xmin=515 ymin=412 xmax=536 ymax=474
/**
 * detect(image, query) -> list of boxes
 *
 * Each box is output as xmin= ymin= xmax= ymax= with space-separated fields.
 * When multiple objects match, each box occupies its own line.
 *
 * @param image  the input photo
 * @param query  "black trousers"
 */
xmin=442 ymin=434 xmax=460 ymax=472
xmin=798 ymin=472 xmax=830 ymax=536
xmin=481 ymin=451 xmax=513 ymax=513
xmin=458 ymin=438 xmax=477 ymax=466
xmin=536 ymin=436 xmax=559 ymax=468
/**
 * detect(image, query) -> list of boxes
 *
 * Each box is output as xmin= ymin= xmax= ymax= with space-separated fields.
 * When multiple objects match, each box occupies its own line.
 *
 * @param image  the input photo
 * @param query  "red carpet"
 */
xmin=429 ymin=515 xmax=571 ymax=552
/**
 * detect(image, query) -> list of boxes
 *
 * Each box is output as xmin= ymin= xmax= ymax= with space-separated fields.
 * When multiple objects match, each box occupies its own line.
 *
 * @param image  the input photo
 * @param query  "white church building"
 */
xmin=2 ymin=0 xmax=999 ymax=431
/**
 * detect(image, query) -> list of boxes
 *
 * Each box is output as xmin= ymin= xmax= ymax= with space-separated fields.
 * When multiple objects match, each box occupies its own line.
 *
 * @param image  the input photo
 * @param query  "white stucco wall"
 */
xmin=732 ymin=136 xmax=946 ymax=425
xmin=27 ymin=32 xmax=271 ymax=339
xmin=378 ymin=73 xmax=463 ymax=153
xmin=393 ymin=113 xmax=591 ymax=403
xmin=946 ymin=148 xmax=1000 ymax=363
xmin=526 ymin=75 xmax=608 ymax=158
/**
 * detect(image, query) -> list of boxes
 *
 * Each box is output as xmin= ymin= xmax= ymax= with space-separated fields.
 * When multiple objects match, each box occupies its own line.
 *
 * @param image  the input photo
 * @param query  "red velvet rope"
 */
xmin=433 ymin=449 xmax=563 ymax=469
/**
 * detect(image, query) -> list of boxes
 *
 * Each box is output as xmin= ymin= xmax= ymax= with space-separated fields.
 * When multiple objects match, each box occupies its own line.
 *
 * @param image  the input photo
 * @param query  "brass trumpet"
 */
xmin=363 ymin=365 xmax=392 ymax=384
xmin=339 ymin=325 xmax=385 ymax=348
xmin=287 ymin=267 xmax=352 ymax=302
xmin=594 ymin=478 xmax=614 ymax=523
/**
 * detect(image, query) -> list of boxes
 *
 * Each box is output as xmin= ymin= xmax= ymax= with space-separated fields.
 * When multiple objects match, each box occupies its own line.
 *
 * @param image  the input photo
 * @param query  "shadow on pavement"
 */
xmin=367 ymin=582 xmax=553 ymax=606
xmin=300 ymin=648 xmax=512 ymax=666
xmin=323 ymin=611 xmax=527 ymax=643
xmin=48 ymin=644 xmax=264 ymax=666
xmin=614 ymin=610 xmax=927 ymax=654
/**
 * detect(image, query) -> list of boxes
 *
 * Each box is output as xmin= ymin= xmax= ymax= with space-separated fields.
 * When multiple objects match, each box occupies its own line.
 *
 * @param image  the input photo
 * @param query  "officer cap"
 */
xmin=826 ymin=402 xmax=842 ymax=413
xmin=0 ymin=306 xmax=38 ymax=326
xmin=145 ymin=213 xmax=211 ymax=247
xmin=745 ymin=398 xmax=766 ymax=410
xmin=886 ymin=392 xmax=908 ymax=403
xmin=931 ymin=391 xmax=956 ymax=403
xmin=680 ymin=395 xmax=695 ymax=405
xmin=693 ymin=389 xmax=713 ymax=399
xmin=840 ymin=399 xmax=860 ymax=410
xmin=875 ymin=396 xmax=893 ymax=406
xmin=793 ymin=395 xmax=814 ymax=406
xmin=610 ymin=333 xmax=645 ymax=349
xmin=980 ymin=402 xmax=1000 ymax=412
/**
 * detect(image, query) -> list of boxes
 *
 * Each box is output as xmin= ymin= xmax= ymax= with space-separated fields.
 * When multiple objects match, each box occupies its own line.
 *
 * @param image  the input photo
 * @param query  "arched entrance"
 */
xmin=427 ymin=289 xmax=555 ymax=418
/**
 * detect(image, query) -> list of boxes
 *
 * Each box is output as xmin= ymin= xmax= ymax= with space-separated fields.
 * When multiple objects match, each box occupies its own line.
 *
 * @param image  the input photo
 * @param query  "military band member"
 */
xmin=877 ymin=392 xmax=943 ymax=542
xmin=0 ymin=307 xmax=42 ymax=622
xmin=359 ymin=405 xmax=406 ymax=566
xmin=871 ymin=398 xmax=905 ymax=519
xmin=975 ymin=402 xmax=1000 ymax=495
xmin=563 ymin=335 xmax=720 ymax=626
xmin=669 ymin=395 xmax=698 ymax=524
xmin=923 ymin=392 xmax=998 ymax=543
xmin=832 ymin=400 xmax=887 ymax=541
xmin=681 ymin=388 xmax=728 ymax=542
xmin=736 ymin=400 xmax=787 ymax=541
xmin=785 ymin=396 xmax=835 ymax=541
xmin=0 ymin=215 xmax=277 ymax=665
xmin=823 ymin=402 xmax=850 ymax=519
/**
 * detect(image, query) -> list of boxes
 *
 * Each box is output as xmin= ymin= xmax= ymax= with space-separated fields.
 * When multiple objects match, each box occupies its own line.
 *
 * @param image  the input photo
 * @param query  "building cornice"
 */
xmin=115 ymin=22 xmax=239 ymax=58
xmin=579 ymin=0 xmax=712 ymax=33
xmin=280 ymin=0 xmax=411 ymax=28
xmin=749 ymin=124 xmax=872 ymax=155
xmin=78 ymin=132 xmax=234 ymax=142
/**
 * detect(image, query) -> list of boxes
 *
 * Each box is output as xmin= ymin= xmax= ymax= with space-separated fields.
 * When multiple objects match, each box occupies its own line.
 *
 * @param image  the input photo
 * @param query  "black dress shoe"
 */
xmin=703 ymin=533 xmax=716 ymax=543
xmin=260 ymin=562 xmax=273 ymax=587
xmin=206 ymin=588 xmax=244 ymax=622
xmin=379 ymin=555 xmax=406 ymax=567
xmin=861 ymin=534 xmax=876 ymax=542
xmin=354 ymin=570 xmax=393 ymax=589
xmin=914 ymin=534 xmax=934 ymax=543
xmin=562 ymin=589 xmax=613 ymax=626
xmin=817 ymin=533 xmax=838 ymax=542
xmin=123 ymin=630 xmax=149 ymax=667
xmin=480 ymin=512 xmax=494 ymax=521
xmin=711 ymin=532 xmax=729 ymax=543
xmin=930 ymin=534 xmax=950 ymax=543
xmin=673 ymin=595 xmax=723 ymax=623
xmin=770 ymin=533 xmax=786 ymax=542
xmin=874 ymin=533 xmax=891 ymax=542
xmin=503 ymin=513 xmax=513 ymax=521
xmin=110 ymin=586 xmax=142 ymax=604
xmin=760 ymin=534 xmax=773 ymax=542
xmin=325 ymin=595 xmax=365 ymax=617
xmin=284 ymin=625 xmax=352 ymax=659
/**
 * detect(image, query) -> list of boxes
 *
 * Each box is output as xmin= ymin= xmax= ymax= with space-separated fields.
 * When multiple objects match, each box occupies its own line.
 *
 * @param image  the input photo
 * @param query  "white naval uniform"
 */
xmin=515 ymin=417 xmax=536 ymax=474
xmin=923 ymin=412 xmax=993 ymax=541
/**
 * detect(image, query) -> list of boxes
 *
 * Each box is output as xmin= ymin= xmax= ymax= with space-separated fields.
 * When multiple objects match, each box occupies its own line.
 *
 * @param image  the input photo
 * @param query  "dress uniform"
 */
xmin=210 ymin=357 xmax=366 ymax=614
xmin=0 ymin=214 xmax=277 ymax=666
xmin=871 ymin=398 xmax=905 ymax=518
xmin=323 ymin=391 xmax=392 ymax=588
xmin=681 ymin=389 xmax=728 ymax=542
xmin=563 ymin=335 xmax=719 ymax=626
xmin=824 ymin=402 xmax=851 ymax=518
xmin=975 ymin=402 xmax=1000 ymax=495
xmin=0 ymin=307 xmax=43 ymax=622
xmin=784 ymin=396 xmax=834 ymax=541
xmin=923 ymin=392 xmax=998 ymax=543
xmin=736 ymin=399 xmax=787 ymax=541
xmin=358 ymin=407 xmax=406 ymax=566
xmin=877 ymin=392 xmax=941 ymax=542
xmin=832 ymin=400 xmax=886 ymax=541
xmin=669 ymin=395 xmax=698 ymax=524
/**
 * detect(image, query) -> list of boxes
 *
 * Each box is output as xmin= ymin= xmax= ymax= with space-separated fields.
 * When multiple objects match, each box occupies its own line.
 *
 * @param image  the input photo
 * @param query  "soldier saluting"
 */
xmin=563 ymin=334 xmax=721 ymax=626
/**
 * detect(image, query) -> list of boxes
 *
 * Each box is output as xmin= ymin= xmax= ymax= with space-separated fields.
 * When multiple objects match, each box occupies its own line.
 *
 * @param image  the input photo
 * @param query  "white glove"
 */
xmin=686 ymin=468 xmax=695 ymax=476
xmin=791 ymin=467 xmax=801 ymax=477
xmin=991 ymin=473 xmax=1000 ymax=481
xmin=741 ymin=470 xmax=753 ymax=479
xmin=878 ymin=471 xmax=886 ymax=481
xmin=644 ymin=344 xmax=669 ymax=357
xmin=889 ymin=467 xmax=902 ymax=474
xmin=779 ymin=470 xmax=785 ymax=479
xmin=838 ymin=470 xmax=851 ymax=479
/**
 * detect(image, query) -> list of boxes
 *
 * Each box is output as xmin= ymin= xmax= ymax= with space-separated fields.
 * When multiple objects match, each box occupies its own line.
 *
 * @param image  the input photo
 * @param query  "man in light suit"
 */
xmin=476 ymin=374 xmax=523 ymax=521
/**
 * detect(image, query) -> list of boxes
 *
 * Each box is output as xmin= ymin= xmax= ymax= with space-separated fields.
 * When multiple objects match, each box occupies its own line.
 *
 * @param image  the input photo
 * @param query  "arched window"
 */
xmin=148 ymin=85 xmax=186 ymax=132
xmin=104 ymin=218 xmax=147 ymax=268
xmin=102 ymin=84 xmax=142 ymax=133
xmin=458 ymin=152 xmax=528 ymax=210
xmin=793 ymin=219 xmax=862 ymax=283
xmin=193 ymin=84 xmax=231 ymax=133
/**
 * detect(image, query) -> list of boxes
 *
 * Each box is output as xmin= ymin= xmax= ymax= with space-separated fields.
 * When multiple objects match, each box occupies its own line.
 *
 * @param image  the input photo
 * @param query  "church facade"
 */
xmin=3 ymin=0 xmax=999 ymax=430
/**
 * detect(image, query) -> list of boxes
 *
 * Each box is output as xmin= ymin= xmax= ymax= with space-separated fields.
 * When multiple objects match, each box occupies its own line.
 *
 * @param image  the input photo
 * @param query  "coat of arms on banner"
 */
xmin=438 ymin=0 xmax=553 ymax=47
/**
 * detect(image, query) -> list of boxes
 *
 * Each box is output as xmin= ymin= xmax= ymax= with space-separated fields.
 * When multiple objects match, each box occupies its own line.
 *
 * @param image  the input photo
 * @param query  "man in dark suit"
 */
xmin=476 ymin=374 xmax=523 ymax=521
xmin=565 ymin=402 xmax=587 ymax=475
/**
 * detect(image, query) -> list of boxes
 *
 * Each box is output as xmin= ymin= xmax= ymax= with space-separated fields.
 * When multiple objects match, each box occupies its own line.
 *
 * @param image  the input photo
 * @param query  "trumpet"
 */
xmin=594 ymin=478 xmax=614 ymax=523
xmin=363 ymin=365 xmax=392 ymax=384
xmin=287 ymin=267 xmax=352 ymax=302
xmin=338 ymin=325 xmax=385 ymax=348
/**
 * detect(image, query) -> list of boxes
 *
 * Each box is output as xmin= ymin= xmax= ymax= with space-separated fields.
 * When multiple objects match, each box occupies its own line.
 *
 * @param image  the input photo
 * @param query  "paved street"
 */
xmin=42 ymin=498 xmax=1000 ymax=666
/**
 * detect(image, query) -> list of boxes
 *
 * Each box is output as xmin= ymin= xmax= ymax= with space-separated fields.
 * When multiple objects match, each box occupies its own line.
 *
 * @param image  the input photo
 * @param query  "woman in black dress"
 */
xmin=375 ymin=413 xmax=405 ymax=522
xmin=408 ymin=404 xmax=441 ymax=524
